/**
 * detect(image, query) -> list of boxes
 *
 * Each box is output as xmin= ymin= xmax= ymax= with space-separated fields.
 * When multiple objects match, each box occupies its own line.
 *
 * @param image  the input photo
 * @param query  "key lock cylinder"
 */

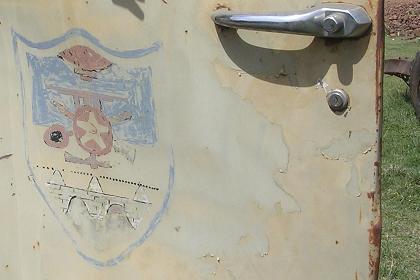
xmin=326 ymin=89 xmax=350 ymax=112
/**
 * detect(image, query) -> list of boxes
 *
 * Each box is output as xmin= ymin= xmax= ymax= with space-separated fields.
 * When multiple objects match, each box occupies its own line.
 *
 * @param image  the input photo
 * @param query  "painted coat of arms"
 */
xmin=13 ymin=29 xmax=174 ymax=266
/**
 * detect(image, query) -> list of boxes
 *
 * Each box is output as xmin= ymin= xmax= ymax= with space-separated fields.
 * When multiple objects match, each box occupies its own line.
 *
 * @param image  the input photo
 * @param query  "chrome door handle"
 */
xmin=212 ymin=3 xmax=371 ymax=38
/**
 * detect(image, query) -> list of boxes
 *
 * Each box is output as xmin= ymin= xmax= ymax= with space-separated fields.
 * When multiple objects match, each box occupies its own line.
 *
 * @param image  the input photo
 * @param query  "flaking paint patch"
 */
xmin=320 ymin=130 xmax=376 ymax=162
xmin=259 ymin=235 xmax=270 ymax=257
xmin=235 ymin=232 xmax=270 ymax=260
xmin=272 ymin=171 xmax=301 ymax=213
xmin=346 ymin=164 xmax=362 ymax=197
xmin=13 ymin=27 xmax=173 ymax=267
xmin=214 ymin=3 xmax=231 ymax=11
xmin=1 ymin=0 xmax=382 ymax=277
xmin=356 ymin=156 xmax=378 ymax=193
xmin=213 ymin=59 xmax=252 ymax=100
xmin=113 ymin=139 xmax=136 ymax=163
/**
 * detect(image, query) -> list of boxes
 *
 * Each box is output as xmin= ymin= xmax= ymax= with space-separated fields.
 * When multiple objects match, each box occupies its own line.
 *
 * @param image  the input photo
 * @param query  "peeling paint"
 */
xmin=368 ymin=220 xmax=381 ymax=248
xmin=112 ymin=139 xmax=136 ymax=163
xmin=320 ymin=152 xmax=340 ymax=161
xmin=273 ymin=172 xmax=301 ymax=213
xmin=320 ymin=130 xmax=377 ymax=162
xmin=237 ymin=232 xmax=270 ymax=259
xmin=346 ymin=164 xmax=362 ymax=197
xmin=0 ymin=0 xmax=383 ymax=278
xmin=213 ymin=59 xmax=251 ymax=99
xmin=316 ymin=79 xmax=330 ymax=94
xmin=214 ymin=3 xmax=231 ymax=11
xmin=259 ymin=235 xmax=270 ymax=257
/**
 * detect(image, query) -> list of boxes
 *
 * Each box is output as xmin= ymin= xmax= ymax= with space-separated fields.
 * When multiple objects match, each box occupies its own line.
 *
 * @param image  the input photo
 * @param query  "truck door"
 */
xmin=0 ymin=1 xmax=383 ymax=279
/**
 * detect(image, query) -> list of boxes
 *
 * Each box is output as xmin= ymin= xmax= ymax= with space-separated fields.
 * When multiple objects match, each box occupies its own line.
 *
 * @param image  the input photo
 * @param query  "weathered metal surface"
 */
xmin=384 ymin=52 xmax=420 ymax=118
xmin=371 ymin=2 xmax=384 ymax=279
xmin=384 ymin=59 xmax=411 ymax=83
xmin=0 ymin=1 xmax=382 ymax=279
xmin=409 ymin=52 xmax=420 ymax=117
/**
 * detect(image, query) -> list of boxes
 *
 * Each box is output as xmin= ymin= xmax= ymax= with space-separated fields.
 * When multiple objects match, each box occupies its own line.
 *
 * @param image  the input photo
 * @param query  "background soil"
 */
xmin=385 ymin=0 xmax=420 ymax=38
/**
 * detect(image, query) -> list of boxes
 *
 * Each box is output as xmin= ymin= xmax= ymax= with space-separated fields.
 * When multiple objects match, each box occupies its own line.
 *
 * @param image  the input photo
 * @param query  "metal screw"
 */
xmin=323 ymin=13 xmax=344 ymax=33
xmin=326 ymin=89 xmax=349 ymax=112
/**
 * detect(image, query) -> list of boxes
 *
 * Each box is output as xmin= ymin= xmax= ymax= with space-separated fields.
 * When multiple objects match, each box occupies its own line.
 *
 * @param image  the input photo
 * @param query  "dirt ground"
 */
xmin=385 ymin=0 xmax=420 ymax=38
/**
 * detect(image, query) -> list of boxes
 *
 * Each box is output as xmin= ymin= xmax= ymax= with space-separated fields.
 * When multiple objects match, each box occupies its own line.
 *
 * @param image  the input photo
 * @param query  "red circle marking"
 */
xmin=73 ymin=105 xmax=113 ymax=156
xmin=43 ymin=124 xmax=70 ymax=149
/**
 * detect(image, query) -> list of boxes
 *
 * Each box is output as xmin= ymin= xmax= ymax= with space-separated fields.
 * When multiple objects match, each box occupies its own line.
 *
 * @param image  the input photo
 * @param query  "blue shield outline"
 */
xmin=12 ymin=28 xmax=175 ymax=267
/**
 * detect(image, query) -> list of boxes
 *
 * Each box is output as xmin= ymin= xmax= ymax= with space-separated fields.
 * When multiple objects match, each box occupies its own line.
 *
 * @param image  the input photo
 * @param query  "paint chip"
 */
xmin=272 ymin=172 xmax=301 ymax=213
xmin=320 ymin=130 xmax=376 ymax=162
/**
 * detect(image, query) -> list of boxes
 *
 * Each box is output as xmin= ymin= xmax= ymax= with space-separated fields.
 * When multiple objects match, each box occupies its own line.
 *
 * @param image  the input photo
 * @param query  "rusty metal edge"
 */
xmin=370 ymin=0 xmax=384 ymax=279
xmin=384 ymin=59 xmax=412 ymax=76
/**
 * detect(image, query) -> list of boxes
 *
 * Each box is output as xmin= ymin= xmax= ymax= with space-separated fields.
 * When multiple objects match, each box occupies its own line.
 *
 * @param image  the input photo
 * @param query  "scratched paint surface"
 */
xmin=0 ymin=0 xmax=382 ymax=280
xmin=11 ymin=26 xmax=175 ymax=267
xmin=28 ymin=54 xmax=157 ymax=145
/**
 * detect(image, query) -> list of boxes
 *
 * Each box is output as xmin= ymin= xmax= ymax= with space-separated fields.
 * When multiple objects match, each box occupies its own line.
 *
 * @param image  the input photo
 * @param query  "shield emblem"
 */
xmin=13 ymin=28 xmax=174 ymax=266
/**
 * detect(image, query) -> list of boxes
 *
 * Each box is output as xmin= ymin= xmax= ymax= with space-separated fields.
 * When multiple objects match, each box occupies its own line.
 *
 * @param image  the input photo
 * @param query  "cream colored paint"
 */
xmin=0 ymin=0 xmax=381 ymax=279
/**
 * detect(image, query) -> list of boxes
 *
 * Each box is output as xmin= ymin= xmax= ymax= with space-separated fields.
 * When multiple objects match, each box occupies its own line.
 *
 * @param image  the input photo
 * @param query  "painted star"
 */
xmin=76 ymin=111 xmax=109 ymax=149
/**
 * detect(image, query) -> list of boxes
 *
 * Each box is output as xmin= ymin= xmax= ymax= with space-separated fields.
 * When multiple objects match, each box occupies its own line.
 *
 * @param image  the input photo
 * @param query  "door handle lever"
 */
xmin=212 ymin=3 xmax=371 ymax=38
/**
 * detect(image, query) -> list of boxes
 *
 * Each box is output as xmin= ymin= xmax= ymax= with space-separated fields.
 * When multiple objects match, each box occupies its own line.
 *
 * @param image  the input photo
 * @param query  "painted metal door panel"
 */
xmin=0 ymin=1 xmax=383 ymax=279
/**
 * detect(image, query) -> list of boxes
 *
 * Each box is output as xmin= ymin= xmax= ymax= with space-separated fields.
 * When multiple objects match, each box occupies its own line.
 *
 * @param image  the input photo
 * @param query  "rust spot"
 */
xmin=58 ymin=46 xmax=112 ymax=81
xmin=367 ymin=190 xmax=382 ymax=280
xmin=335 ymin=240 xmax=339 ymax=245
xmin=369 ymin=250 xmax=381 ymax=279
xmin=368 ymin=148 xmax=382 ymax=279
xmin=367 ymin=191 xmax=379 ymax=214
xmin=368 ymin=221 xmax=381 ymax=248
xmin=375 ymin=0 xmax=385 ymax=124
xmin=215 ymin=3 xmax=231 ymax=11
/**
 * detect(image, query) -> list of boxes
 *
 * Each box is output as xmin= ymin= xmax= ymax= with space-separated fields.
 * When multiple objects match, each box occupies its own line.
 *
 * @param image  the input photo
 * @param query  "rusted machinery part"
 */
xmin=384 ymin=58 xmax=411 ymax=85
xmin=384 ymin=52 xmax=420 ymax=119
xmin=409 ymin=52 xmax=420 ymax=118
